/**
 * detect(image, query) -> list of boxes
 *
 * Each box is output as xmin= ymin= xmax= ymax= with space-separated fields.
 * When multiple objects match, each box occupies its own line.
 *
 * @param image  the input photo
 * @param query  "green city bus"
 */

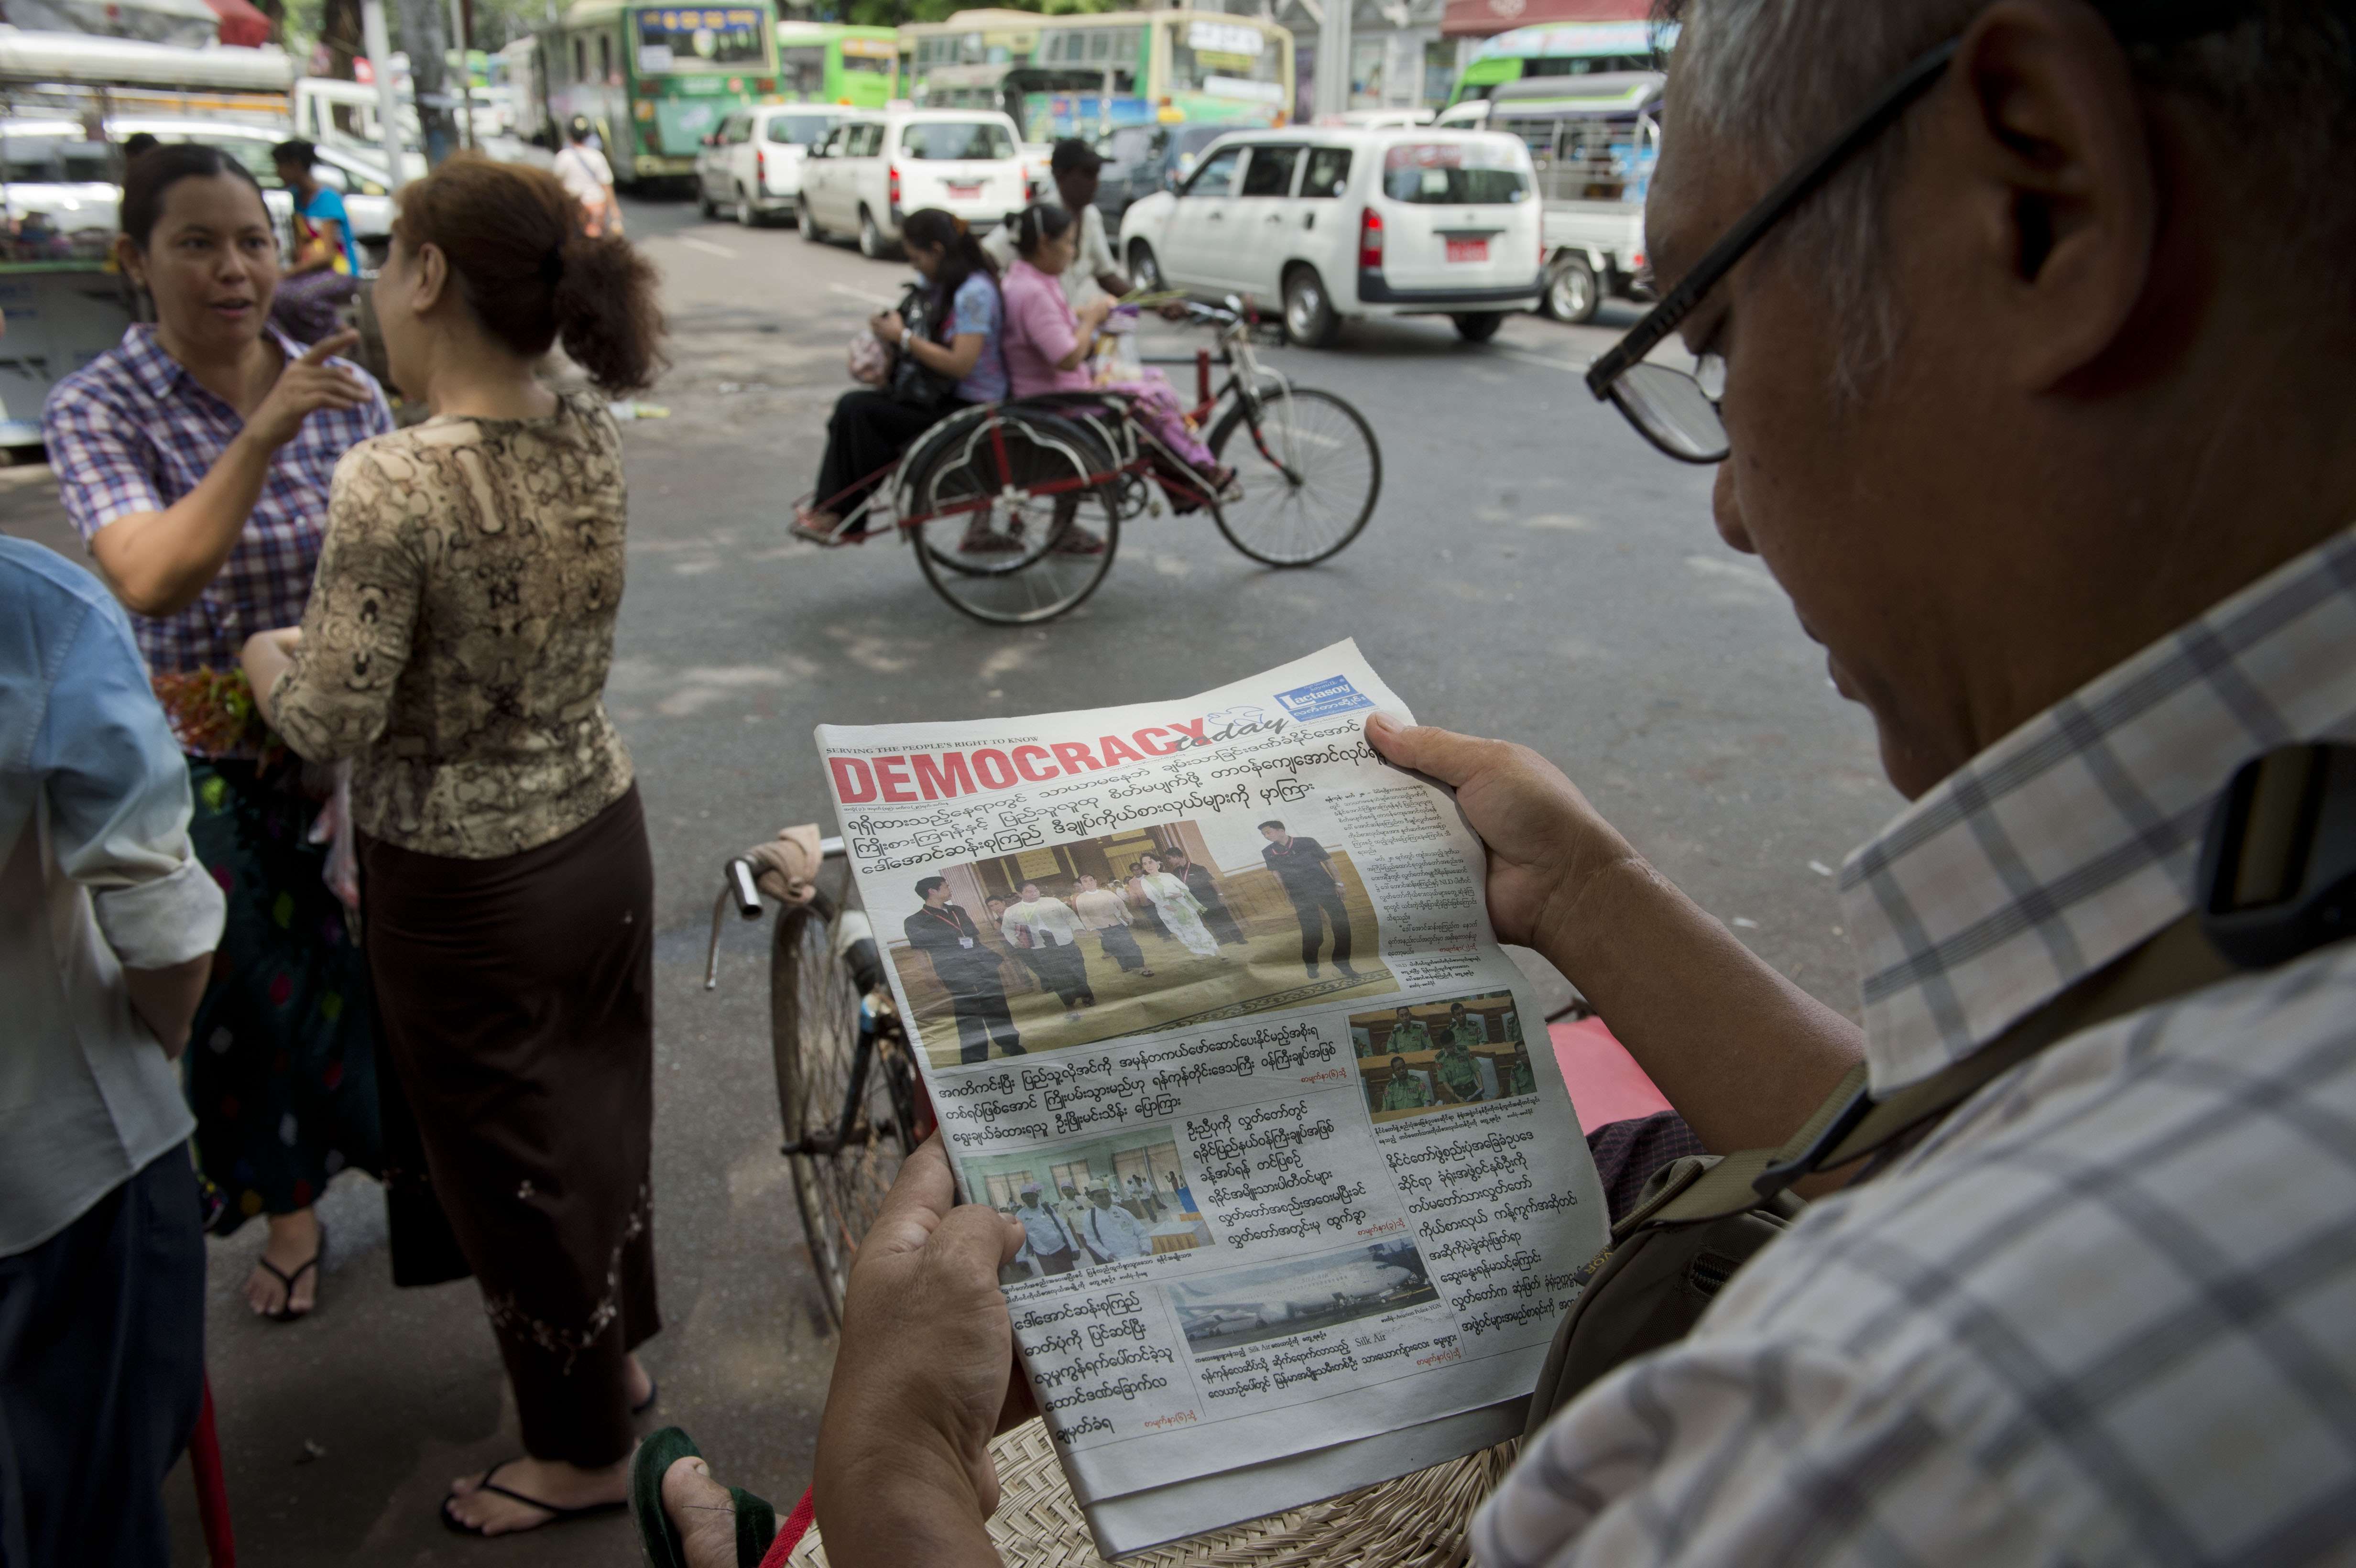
xmin=899 ymin=9 xmax=1292 ymax=141
xmin=541 ymin=0 xmax=781 ymax=184
xmin=774 ymin=21 xmax=898 ymax=108
xmin=1445 ymin=19 xmax=1670 ymax=109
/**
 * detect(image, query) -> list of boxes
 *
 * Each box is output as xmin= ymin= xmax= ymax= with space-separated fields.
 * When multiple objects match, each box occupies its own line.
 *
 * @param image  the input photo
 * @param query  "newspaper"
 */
xmin=817 ymin=642 xmax=1610 ymax=1556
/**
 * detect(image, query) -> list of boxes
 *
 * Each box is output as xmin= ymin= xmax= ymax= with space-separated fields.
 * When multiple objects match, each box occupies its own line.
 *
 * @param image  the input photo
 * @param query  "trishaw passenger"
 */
xmin=793 ymin=208 xmax=1005 ymax=546
xmin=997 ymin=203 xmax=1233 ymax=521
xmin=43 ymin=142 xmax=393 ymax=1326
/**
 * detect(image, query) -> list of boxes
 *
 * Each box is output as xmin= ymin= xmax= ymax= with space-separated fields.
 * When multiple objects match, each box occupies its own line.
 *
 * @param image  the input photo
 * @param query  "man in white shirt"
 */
xmin=1075 ymin=1182 xmax=1150 ymax=1263
xmin=983 ymin=140 xmax=1126 ymax=309
xmin=792 ymin=3 xmax=2356 ymax=1565
xmin=1001 ymin=881 xmax=1095 ymax=1016
xmin=552 ymin=117 xmax=623 ymax=237
xmin=1070 ymin=871 xmax=1151 ymax=976
xmin=1 ymin=540 xmax=225 ymax=1568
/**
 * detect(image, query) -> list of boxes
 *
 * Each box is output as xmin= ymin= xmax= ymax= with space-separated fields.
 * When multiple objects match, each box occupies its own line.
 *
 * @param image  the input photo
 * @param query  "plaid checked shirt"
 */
xmin=1476 ymin=526 xmax=2356 ymax=1566
xmin=42 ymin=324 xmax=393 ymax=680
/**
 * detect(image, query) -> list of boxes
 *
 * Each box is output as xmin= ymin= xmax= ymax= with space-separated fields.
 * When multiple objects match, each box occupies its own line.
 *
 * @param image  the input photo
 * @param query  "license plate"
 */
xmin=1446 ymin=238 xmax=1489 ymax=263
xmin=947 ymin=183 xmax=982 ymax=198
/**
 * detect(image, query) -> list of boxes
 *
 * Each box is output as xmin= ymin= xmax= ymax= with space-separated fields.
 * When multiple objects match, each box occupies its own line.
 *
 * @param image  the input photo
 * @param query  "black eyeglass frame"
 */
xmin=1588 ymin=0 xmax=2250 ymax=464
xmin=1583 ymin=37 xmax=1960 ymax=464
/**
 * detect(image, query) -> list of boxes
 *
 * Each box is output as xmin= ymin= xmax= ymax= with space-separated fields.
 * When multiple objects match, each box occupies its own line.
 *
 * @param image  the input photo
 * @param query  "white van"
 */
xmin=796 ymin=108 xmax=1027 ymax=258
xmin=1116 ymin=126 xmax=1542 ymax=347
xmin=694 ymin=103 xmax=855 ymax=227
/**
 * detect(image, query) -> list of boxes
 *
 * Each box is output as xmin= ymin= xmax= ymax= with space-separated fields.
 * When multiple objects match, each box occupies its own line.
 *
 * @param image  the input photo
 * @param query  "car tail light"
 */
xmin=889 ymin=164 xmax=901 ymax=206
xmin=1358 ymin=207 xmax=1383 ymax=272
xmin=756 ymin=148 xmax=767 ymax=183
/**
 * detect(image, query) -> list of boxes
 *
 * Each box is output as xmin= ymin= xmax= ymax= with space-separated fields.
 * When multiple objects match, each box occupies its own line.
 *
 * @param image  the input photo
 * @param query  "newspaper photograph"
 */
xmin=817 ymin=642 xmax=1610 ymax=1556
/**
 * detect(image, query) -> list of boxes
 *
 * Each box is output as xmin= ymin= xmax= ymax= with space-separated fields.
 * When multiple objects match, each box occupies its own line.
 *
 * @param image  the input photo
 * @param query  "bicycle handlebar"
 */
xmin=706 ymin=836 xmax=850 ymax=989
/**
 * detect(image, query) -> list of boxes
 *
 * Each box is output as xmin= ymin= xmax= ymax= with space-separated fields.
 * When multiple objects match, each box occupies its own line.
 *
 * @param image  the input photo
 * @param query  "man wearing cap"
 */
xmin=984 ymin=139 xmax=1127 ymax=308
xmin=1012 ymin=1182 xmax=1083 ymax=1276
xmin=1077 ymin=1181 xmax=1151 ymax=1263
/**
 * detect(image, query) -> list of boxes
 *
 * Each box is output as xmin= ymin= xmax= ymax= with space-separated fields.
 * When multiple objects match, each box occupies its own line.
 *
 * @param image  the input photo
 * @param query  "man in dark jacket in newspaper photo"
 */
xmin=905 ymin=877 xmax=1024 ymax=1063
xmin=1258 ymin=820 xmax=1357 ymax=979
xmin=1432 ymin=1021 xmax=1485 ymax=1104
xmin=638 ymin=4 xmax=2356 ymax=1565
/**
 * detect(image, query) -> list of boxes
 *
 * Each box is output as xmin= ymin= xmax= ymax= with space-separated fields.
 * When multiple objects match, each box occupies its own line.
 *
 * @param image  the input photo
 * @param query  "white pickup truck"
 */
xmin=1438 ymin=70 xmax=1661 ymax=324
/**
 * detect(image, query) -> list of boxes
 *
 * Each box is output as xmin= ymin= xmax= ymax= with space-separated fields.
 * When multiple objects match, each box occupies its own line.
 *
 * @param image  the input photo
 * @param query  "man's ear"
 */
xmin=1932 ymin=0 xmax=2159 ymax=391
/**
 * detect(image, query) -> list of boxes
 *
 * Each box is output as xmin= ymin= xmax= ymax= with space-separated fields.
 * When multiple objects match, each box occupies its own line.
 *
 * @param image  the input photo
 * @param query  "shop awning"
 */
xmin=1440 ymin=0 xmax=1651 ymax=38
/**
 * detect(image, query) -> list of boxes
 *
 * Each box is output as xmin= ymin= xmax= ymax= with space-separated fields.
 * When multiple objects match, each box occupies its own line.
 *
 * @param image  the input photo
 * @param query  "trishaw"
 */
xmin=810 ymin=297 xmax=1385 ymax=625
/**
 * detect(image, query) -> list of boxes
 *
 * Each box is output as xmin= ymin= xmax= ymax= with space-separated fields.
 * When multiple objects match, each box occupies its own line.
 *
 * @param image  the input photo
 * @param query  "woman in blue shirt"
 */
xmin=791 ymin=208 xmax=1005 ymax=545
xmin=269 ymin=139 xmax=360 ymax=344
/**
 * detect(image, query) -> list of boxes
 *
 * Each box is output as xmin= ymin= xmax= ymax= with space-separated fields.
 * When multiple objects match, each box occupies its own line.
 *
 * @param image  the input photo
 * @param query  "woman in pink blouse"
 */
xmin=999 ymin=205 xmax=1228 ymax=488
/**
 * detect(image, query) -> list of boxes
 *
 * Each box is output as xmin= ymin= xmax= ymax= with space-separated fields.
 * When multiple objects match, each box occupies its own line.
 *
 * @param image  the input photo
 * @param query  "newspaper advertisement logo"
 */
xmin=1274 ymin=676 xmax=1374 ymax=721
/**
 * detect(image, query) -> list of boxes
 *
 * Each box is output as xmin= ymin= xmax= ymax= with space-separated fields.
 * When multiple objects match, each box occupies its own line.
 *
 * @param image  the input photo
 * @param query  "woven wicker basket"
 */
xmin=786 ymin=1419 xmax=1515 ymax=1567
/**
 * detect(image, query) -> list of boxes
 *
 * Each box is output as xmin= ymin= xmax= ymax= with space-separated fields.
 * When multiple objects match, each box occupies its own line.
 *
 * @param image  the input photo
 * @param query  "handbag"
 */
xmin=1524 ymin=742 xmax=2355 ymax=1435
xmin=887 ymin=281 xmax=959 ymax=410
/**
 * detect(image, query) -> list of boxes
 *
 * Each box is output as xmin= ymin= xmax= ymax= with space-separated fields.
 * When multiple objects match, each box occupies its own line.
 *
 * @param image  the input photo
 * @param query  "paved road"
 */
xmin=0 ymin=189 xmax=1900 ymax=1565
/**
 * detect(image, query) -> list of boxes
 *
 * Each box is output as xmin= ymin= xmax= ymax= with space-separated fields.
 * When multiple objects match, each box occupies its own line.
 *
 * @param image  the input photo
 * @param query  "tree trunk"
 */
xmin=322 ymin=0 xmax=363 ymax=78
xmin=393 ymin=0 xmax=461 ymax=166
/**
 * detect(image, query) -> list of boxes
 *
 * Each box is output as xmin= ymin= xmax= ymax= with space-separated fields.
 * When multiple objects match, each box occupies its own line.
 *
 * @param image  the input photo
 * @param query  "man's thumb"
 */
xmin=1367 ymin=714 xmax=1486 ymax=789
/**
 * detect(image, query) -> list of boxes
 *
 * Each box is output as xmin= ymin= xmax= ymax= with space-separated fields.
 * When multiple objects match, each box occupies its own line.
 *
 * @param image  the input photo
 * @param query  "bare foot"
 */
xmin=445 ymin=1454 xmax=629 ymax=1535
xmin=627 ymin=1352 xmax=654 ymax=1411
xmin=244 ymin=1208 xmax=322 ymax=1318
xmin=662 ymin=1455 xmax=742 ymax=1568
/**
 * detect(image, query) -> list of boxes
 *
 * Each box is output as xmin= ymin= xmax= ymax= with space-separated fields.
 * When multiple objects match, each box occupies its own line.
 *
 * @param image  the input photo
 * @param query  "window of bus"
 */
xmin=633 ymin=7 xmax=766 ymax=73
xmin=1166 ymin=18 xmax=1284 ymax=107
xmin=598 ymin=33 xmax=612 ymax=84
xmin=840 ymin=38 xmax=894 ymax=79
xmin=779 ymin=46 xmax=825 ymax=98
xmin=573 ymin=36 xmax=587 ymax=83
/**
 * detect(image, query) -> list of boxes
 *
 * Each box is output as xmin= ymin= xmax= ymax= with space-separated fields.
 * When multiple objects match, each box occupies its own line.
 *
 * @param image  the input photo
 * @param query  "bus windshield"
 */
xmin=1166 ymin=18 xmax=1282 ymax=103
xmin=633 ymin=8 xmax=765 ymax=72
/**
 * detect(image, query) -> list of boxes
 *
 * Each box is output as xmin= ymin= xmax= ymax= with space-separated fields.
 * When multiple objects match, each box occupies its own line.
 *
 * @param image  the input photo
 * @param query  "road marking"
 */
xmin=829 ymin=282 xmax=896 ymax=307
xmin=678 ymin=237 xmax=740 ymax=259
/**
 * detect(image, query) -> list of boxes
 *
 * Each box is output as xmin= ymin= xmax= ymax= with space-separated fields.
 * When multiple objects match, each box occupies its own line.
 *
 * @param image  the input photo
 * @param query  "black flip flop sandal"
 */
xmin=441 ymin=1459 xmax=627 ymax=1536
xmin=630 ymin=1427 xmax=777 ymax=1568
xmin=255 ymin=1223 xmax=328 ymax=1323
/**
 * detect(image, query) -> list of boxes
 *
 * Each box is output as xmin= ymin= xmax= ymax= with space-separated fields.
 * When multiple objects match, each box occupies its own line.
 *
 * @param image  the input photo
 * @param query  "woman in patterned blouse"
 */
xmin=240 ymin=154 xmax=668 ymax=1538
xmin=43 ymin=143 xmax=397 ymax=1324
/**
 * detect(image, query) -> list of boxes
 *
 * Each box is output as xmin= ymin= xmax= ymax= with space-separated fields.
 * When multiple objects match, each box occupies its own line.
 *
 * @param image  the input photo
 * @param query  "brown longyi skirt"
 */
xmin=360 ymin=784 xmax=659 ymax=1468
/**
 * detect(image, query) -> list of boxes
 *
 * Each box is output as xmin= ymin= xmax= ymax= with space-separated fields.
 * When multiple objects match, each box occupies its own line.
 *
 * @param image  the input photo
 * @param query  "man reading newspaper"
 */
xmin=641 ymin=4 xmax=2356 ymax=1563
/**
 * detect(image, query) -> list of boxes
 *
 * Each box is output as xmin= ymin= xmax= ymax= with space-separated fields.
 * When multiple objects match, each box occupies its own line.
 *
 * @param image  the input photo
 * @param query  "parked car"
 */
xmin=797 ymin=109 xmax=1027 ymax=258
xmin=1091 ymin=120 xmax=1266 ymax=227
xmin=695 ymin=104 xmax=856 ymax=227
xmin=1117 ymin=126 xmax=1542 ymax=348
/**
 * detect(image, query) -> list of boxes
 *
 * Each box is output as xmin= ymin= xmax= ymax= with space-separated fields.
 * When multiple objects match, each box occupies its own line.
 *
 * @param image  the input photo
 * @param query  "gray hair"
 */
xmin=1659 ymin=0 xmax=2356 ymax=389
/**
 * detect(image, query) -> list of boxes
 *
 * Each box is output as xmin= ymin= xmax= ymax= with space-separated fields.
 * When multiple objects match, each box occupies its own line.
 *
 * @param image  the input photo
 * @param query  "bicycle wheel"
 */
xmin=774 ymin=875 xmax=910 ymax=1328
xmin=1207 ymin=386 xmax=1382 ymax=567
xmin=911 ymin=411 xmax=1122 ymax=625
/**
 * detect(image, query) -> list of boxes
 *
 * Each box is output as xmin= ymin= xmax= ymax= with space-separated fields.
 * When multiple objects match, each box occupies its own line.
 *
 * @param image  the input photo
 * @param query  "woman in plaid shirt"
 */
xmin=42 ymin=143 xmax=398 ymax=1325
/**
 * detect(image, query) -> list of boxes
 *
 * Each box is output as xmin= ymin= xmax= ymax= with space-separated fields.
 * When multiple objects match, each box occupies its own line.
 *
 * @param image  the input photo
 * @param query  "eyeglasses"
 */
xmin=1590 ymin=0 xmax=2248 ymax=465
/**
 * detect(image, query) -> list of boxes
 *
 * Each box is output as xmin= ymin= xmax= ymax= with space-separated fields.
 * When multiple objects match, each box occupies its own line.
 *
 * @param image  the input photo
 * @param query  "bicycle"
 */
xmin=703 ymin=836 xmax=930 ymax=1326
xmin=809 ymin=298 xmax=1385 ymax=626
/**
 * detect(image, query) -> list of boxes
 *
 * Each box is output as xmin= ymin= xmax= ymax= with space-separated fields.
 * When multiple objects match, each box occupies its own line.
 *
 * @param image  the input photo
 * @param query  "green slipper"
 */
xmin=631 ymin=1427 xmax=778 ymax=1568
